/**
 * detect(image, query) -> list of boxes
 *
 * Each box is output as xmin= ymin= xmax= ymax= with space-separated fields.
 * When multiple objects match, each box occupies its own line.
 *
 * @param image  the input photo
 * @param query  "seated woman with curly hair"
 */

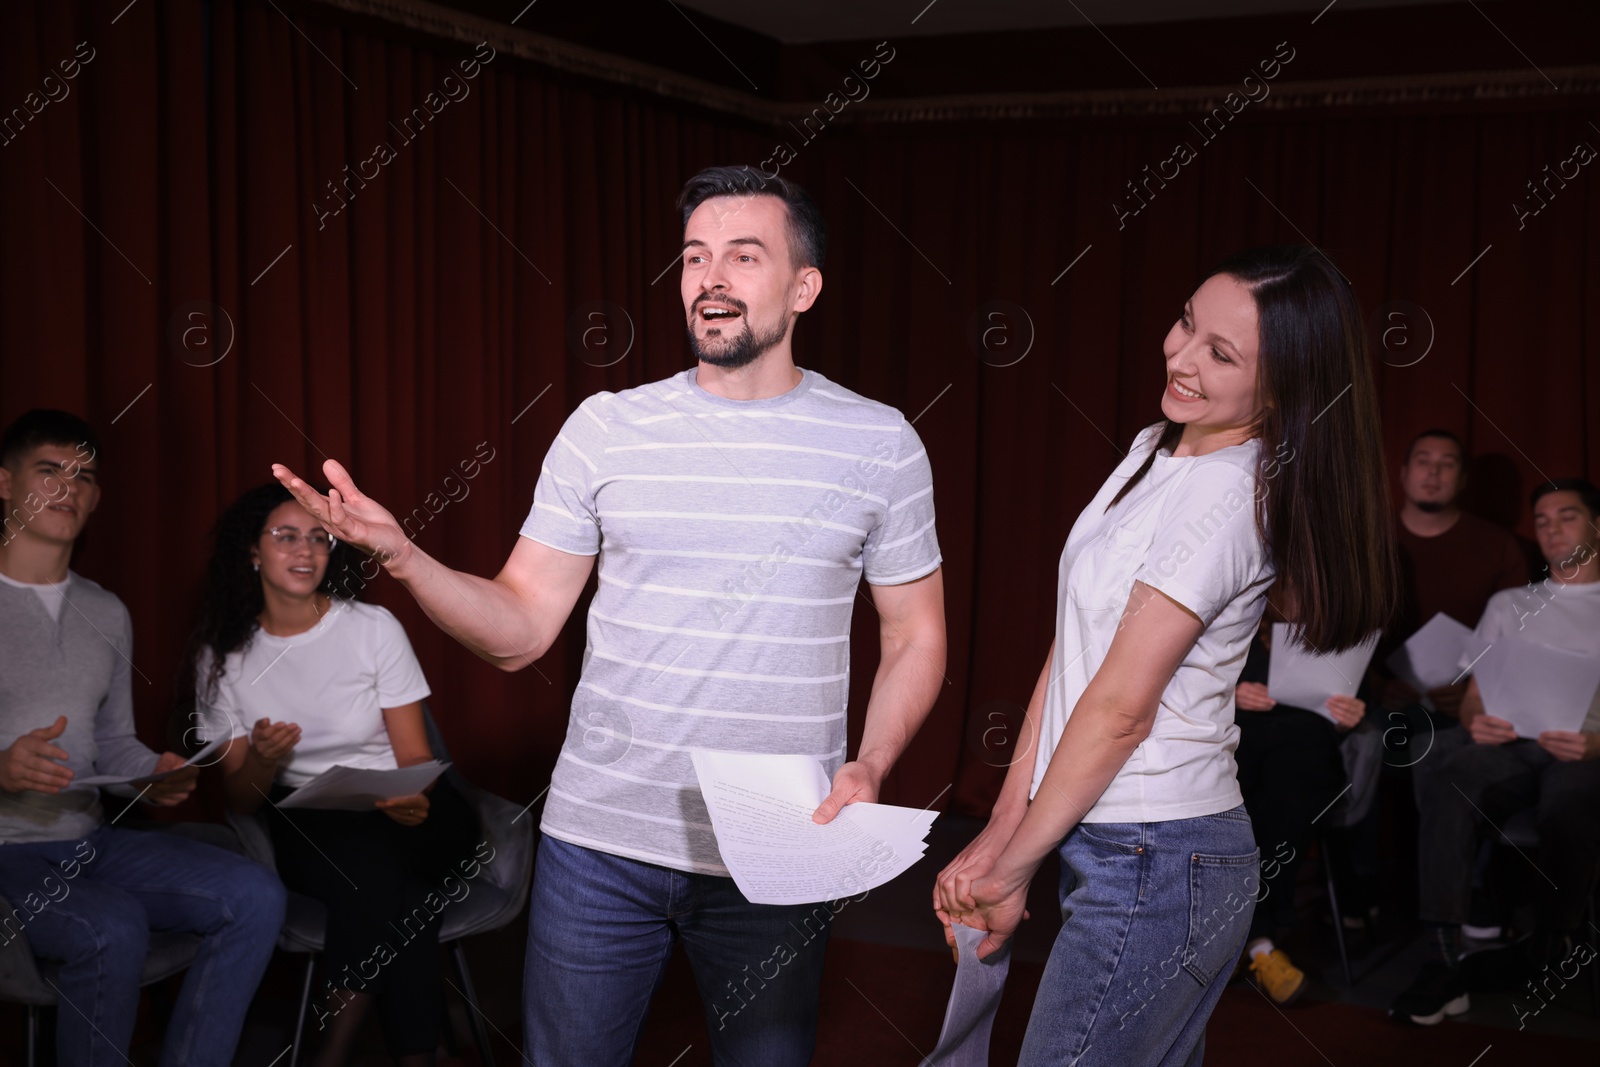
xmin=180 ymin=482 xmax=478 ymax=1067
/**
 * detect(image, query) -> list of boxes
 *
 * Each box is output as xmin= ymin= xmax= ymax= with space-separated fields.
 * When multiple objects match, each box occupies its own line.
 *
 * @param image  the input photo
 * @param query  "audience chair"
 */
xmin=1316 ymin=719 xmax=1385 ymax=986
xmin=227 ymin=704 xmax=534 ymax=1067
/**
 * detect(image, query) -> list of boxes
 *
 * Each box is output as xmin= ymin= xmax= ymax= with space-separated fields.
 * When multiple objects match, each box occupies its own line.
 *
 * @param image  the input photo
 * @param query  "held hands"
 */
xmin=271 ymin=459 xmax=409 ymax=570
xmin=934 ymin=846 xmax=1032 ymax=962
xmin=249 ymin=718 xmax=301 ymax=764
xmin=141 ymin=753 xmax=200 ymax=806
xmin=1469 ymin=713 xmax=1518 ymax=746
xmin=811 ymin=761 xmax=880 ymax=825
xmin=1325 ymin=694 xmax=1366 ymax=731
xmin=0 ymin=716 xmax=73 ymax=794
xmin=1234 ymin=682 xmax=1276 ymax=712
xmin=376 ymin=792 xmax=430 ymax=827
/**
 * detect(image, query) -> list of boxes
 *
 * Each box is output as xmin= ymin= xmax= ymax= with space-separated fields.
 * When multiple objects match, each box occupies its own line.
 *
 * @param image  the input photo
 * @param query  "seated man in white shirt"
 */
xmin=1391 ymin=477 xmax=1600 ymax=1026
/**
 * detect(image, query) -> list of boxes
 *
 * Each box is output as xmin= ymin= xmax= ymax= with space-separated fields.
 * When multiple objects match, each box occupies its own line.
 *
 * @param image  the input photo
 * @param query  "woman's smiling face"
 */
xmin=251 ymin=501 xmax=331 ymax=598
xmin=1160 ymin=273 xmax=1264 ymax=452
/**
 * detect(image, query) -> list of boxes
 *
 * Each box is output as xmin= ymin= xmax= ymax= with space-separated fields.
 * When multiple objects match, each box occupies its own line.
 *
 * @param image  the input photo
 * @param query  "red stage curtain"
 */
xmin=2 ymin=1 xmax=1595 ymax=818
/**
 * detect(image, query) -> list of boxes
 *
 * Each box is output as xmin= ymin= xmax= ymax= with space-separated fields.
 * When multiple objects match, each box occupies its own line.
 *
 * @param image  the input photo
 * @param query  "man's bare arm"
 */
xmin=274 ymin=459 xmax=593 ymax=671
xmin=813 ymin=566 xmax=947 ymax=821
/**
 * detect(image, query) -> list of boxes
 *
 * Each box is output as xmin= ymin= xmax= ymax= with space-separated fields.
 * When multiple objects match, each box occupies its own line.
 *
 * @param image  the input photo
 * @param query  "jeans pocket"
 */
xmin=1074 ymin=821 xmax=1145 ymax=855
xmin=1182 ymin=847 xmax=1260 ymax=985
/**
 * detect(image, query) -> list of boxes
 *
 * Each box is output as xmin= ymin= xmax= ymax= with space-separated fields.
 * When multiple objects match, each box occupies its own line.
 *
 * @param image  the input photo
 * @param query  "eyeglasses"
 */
xmin=262 ymin=526 xmax=336 ymax=552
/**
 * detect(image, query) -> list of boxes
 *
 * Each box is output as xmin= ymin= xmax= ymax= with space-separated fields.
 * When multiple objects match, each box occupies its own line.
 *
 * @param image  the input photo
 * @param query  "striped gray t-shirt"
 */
xmin=522 ymin=367 xmax=941 ymax=874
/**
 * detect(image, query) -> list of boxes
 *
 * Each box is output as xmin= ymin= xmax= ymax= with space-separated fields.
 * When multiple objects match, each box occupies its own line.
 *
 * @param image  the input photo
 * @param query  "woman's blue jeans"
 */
xmin=1018 ymin=805 xmax=1260 ymax=1067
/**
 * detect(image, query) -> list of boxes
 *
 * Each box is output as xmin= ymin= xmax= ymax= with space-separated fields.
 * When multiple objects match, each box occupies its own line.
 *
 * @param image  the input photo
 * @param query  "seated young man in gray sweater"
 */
xmin=0 ymin=409 xmax=284 ymax=1067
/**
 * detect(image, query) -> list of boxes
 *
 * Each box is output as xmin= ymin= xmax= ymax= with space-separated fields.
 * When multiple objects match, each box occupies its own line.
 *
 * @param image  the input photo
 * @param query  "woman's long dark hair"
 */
xmin=1111 ymin=245 xmax=1397 ymax=652
xmin=176 ymin=482 xmax=370 ymax=716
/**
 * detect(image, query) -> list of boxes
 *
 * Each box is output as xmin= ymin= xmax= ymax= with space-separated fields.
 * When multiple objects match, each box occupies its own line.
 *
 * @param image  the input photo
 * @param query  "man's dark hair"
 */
xmin=1404 ymin=428 xmax=1464 ymax=464
xmin=1530 ymin=477 xmax=1600 ymax=520
xmin=0 ymin=409 xmax=101 ymax=470
xmin=676 ymin=166 xmax=827 ymax=271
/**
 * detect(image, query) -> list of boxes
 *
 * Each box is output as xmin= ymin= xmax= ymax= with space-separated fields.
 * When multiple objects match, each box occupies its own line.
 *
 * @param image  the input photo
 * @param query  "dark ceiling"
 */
xmin=369 ymin=0 xmax=1598 ymax=103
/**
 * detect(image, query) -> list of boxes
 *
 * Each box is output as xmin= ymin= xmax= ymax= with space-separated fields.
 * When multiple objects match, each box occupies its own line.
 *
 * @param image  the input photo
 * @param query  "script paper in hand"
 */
xmin=275 ymin=760 xmax=450 ymax=811
xmin=1473 ymin=636 xmax=1600 ymax=738
xmin=691 ymin=750 xmax=936 ymax=905
xmin=922 ymin=921 xmax=1012 ymax=1066
xmin=1267 ymin=624 xmax=1378 ymax=721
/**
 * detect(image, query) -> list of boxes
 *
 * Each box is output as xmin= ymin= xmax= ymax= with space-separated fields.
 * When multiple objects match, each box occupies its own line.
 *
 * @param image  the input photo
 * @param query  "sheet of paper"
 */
xmin=922 ymin=922 xmax=1012 ymax=1066
xmin=75 ymin=736 xmax=236 ymax=787
xmin=1386 ymin=612 xmax=1475 ymax=693
xmin=1473 ymin=636 xmax=1600 ymax=738
xmin=275 ymin=760 xmax=450 ymax=811
xmin=691 ymin=751 xmax=936 ymax=905
xmin=1267 ymin=623 xmax=1379 ymax=721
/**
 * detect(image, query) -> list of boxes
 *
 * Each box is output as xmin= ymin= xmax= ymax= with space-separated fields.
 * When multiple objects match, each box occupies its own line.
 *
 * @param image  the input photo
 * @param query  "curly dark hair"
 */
xmin=177 ymin=482 xmax=371 ymax=717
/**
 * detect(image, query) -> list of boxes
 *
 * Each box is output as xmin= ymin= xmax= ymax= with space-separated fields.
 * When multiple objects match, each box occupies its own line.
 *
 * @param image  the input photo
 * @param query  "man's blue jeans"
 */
xmin=0 ymin=825 xmax=285 ymax=1067
xmin=1017 ymin=806 xmax=1260 ymax=1067
xmin=524 ymin=835 xmax=836 ymax=1066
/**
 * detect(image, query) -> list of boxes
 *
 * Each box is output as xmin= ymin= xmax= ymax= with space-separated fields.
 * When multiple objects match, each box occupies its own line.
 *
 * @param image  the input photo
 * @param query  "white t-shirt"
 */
xmin=1032 ymin=424 xmax=1275 ymax=822
xmin=194 ymin=601 xmax=431 ymax=787
xmin=1470 ymin=577 xmax=1600 ymax=733
xmin=0 ymin=569 xmax=71 ymax=622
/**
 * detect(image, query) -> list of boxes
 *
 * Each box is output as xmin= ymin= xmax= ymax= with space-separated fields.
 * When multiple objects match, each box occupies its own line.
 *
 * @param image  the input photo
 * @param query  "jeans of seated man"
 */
xmin=0 ymin=825 xmax=285 ymax=1067
xmin=1419 ymin=739 xmax=1600 ymax=938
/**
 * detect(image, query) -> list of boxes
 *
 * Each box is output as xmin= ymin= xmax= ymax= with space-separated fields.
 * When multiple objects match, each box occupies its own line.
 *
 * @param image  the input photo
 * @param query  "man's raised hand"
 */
xmin=271 ymin=459 xmax=411 ymax=568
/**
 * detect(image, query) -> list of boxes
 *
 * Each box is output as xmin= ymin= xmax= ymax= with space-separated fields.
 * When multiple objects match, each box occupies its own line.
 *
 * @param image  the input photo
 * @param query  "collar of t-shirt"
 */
xmin=0 ymin=567 xmax=72 ymax=622
xmin=684 ymin=366 xmax=816 ymax=408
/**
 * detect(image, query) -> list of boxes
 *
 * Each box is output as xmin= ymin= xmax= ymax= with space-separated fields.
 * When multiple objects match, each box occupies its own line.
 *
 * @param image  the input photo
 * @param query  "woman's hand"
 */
xmin=958 ymin=871 xmax=1032 ymax=961
xmin=248 ymin=718 xmax=301 ymax=763
xmin=1235 ymin=682 xmax=1276 ymax=712
xmin=935 ymin=824 xmax=1034 ymax=960
xmin=1325 ymin=694 xmax=1365 ymax=731
xmin=934 ymin=822 xmax=1012 ymax=953
xmin=376 ymin=792 xmax=430 ymax=826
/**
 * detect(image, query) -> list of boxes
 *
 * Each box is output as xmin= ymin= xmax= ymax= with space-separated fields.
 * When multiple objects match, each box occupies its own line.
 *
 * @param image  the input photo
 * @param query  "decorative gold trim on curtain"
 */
xmin=312 ymin=0 xmax=1597 ymax=124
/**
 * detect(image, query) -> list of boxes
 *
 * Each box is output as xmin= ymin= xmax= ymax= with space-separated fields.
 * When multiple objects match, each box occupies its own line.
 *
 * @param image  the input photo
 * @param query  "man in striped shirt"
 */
xmin=276 ymin=166 xmax=946 ymax=1065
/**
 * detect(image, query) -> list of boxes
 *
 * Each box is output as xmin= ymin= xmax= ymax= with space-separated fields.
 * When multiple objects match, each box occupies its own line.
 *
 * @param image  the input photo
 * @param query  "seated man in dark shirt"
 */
xmin=1377 ymin=429 xmax=1528 ymax=798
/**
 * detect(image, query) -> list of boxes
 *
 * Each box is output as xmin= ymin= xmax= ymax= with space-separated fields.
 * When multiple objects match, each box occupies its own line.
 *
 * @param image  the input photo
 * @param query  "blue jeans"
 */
xmin=0 ymin=825 xmax=285 ymax=1067
xmin=524 ymin=836 xmax=835 ymax=1066
xmin=1018 ymin=806 xmax=1259 ymax=1067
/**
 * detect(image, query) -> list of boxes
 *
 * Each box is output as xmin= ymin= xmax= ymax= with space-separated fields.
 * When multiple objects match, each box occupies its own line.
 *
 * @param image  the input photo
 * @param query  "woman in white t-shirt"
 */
xmin=935 ymin=246 xmax=1396 ymax=1065
xmin=179 ymin=484 xmax=478 ymax=1067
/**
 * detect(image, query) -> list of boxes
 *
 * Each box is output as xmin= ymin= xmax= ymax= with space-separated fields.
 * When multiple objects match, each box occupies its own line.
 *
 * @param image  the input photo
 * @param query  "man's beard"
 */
xmin=686 ymin=300 xmax=788 ymax=370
